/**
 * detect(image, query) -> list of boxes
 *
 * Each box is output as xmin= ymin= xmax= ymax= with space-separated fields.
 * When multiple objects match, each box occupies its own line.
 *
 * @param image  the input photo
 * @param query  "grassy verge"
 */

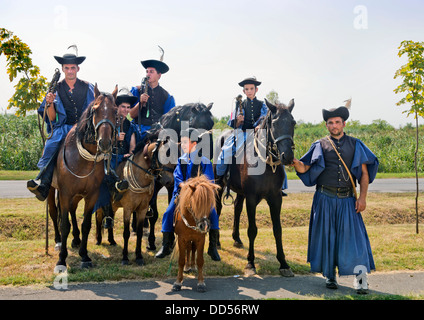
xmin=1 ymin=194 xmax=423 ymax=289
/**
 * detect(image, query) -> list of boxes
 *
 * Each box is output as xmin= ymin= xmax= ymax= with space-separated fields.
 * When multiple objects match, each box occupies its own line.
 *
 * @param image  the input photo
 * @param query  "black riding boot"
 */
xmin=102 ymin=203 xmax=114 ymax=229
xmin=207 ymin=229 xmax=221 ymax=261
xmin=105 ymin=169 xmax=129 ymax=202
xmin=155 ymin=232 xmax=175 ymax=258
xmin=27 ymin=159 xmax=55 ymax=201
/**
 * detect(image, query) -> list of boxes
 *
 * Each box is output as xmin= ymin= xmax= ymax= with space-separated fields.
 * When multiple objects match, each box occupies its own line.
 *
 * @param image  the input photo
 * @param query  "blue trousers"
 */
xmin=161 ymin=193 xmax=219 ymax=232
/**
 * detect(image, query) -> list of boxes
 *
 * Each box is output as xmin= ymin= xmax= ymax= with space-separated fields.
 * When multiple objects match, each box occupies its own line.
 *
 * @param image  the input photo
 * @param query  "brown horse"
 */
xmin=53 ymin=85 xmax=117 ymax=269
xmin=172 ymin=175 xmax=220 ymax=293
xmin=111 ymin=140 xmax=174 ymax=266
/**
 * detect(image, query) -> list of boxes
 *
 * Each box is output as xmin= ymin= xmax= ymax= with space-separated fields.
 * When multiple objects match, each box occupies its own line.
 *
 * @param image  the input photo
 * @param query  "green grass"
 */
xmin=0 ymin=194 xmax=423 ymax=292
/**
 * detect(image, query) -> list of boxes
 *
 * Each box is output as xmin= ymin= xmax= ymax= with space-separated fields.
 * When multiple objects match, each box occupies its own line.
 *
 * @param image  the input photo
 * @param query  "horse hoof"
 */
xmin=197 ymin=283 xmax=207 ymax=293
xmin=233 ymin=241 xmax=243 ymax=248
xmin=54 ymin=243 xmax=62 ymax=251
xmin=121 ymin=259 xmax=129 ymax=266
xmin=244 ymin=263 xmax=256 ymax=276
xmin=136 ymin=258 xmax=144 ymax=266
xmin=146 ymin=243 xmax=156 ymax=251
xmin=184 ymin=268 xmax=192 ymax=274
xmin=81 ymin=261 xmax=93 ymax=269
xmin=71 ymin=240 xmax=81 ymax=249
xmin=109 ymin=240 xmax=117 ymax=246
xmin=279 ymin=268 xmax=294 ymax=277
xmin=54 ymin=264 xmax=67 ymax=273
xmin=172 ymin=283 xmax=182 ymax=292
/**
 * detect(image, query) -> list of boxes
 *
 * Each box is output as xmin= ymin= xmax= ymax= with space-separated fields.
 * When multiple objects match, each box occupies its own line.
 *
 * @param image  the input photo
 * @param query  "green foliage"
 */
xmin=0 ymin=28 xmax=48 ymax=116
xmin=0 ymin=114 xmax=43 ymax=170
xmin=394 ymin=40 xmax=424 ymax=118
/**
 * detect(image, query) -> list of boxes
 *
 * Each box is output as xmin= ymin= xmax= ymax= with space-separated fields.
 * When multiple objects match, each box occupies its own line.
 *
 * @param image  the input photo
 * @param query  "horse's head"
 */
xmin=143 ymin=137 xmax=176 ymax=188
xmin=179 ymin=175 xmax=220 ymax=234
xmin=190 ymin=103 xmax=214 ymax=130
xmin=263 ymin=98 xmax=296 ymax=165
xmin=91 ymin=84 xmax=118 ymax=154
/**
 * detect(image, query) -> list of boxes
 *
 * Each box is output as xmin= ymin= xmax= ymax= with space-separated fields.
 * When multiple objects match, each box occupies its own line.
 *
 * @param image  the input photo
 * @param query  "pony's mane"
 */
xmin=76 ymin=99 xmax=97 ymax=142
xmin=178 ymin=175 xmax=219 ymax=219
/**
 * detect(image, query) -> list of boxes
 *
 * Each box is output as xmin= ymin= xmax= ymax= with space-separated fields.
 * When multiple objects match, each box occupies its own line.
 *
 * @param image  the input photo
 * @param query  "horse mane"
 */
xmin=258 ymin=102 xmax=290 ymax=130
xmin=178 ymin=175 xmax=219 ymax=219
xmin=76 ymin=100 xmax=98 ymax=143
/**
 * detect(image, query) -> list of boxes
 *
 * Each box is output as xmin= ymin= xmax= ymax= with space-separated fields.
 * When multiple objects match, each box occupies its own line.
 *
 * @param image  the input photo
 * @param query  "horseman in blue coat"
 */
xmin=128 ymin=49 xmax=175 ymax=144
xmin=291 ymin=102 xmax=379 ymax=294
xmin=155 ymin=128 xmax=221 ymax=261
xmin=27 ymin=45 xmax=95 ymax=201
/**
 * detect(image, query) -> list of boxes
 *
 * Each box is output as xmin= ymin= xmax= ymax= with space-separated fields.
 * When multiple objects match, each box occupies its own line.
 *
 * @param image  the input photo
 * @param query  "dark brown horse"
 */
xmin=173 ymin=175 xmax=220 ymax=292
xmin=214 ymin=99 xmax=296 ymax=277
xmin=53 ymin=85 xmax=117 ymax=269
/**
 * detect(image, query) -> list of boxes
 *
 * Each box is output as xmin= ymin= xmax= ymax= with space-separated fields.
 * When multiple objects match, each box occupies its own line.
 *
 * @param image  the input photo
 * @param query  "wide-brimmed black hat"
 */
xmin=141 ymin=59 xmax=169 ymax=74
xmin=116 ymin=88 xmax=138 ymax=106
xmin=322 ymin=106 xmax=350 ymax=122
xmin=54 ymin=45 xmax=86 ymax=65
xmin=238 ymin=76 xmax=261 ymax=87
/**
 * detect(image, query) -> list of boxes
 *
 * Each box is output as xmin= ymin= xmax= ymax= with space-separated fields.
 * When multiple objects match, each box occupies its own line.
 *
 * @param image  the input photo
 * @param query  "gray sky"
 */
xmin=1 ymin=0 xmax=423 ymax=127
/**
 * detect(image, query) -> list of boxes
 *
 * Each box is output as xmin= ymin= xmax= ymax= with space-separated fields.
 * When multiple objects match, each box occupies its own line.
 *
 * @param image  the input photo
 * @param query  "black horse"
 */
xmin=214 ymin=99 xmax=296 ymax=276
xmin=136 ymin=102 xmax=214 ymax=250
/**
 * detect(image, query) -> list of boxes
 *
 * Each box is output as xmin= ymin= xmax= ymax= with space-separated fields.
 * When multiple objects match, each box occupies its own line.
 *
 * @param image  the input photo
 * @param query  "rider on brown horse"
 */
xmin=27 ymin=45 xmax=128 ymax=201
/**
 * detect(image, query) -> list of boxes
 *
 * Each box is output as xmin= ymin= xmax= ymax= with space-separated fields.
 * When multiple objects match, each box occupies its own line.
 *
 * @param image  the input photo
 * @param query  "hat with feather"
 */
xmin=141 ymin=45 xmax=169 ymax=74
xmin=322 ymin=98 xmax=351 ymax=122
xmin=54 ymin=45 xmax=86 ymax=65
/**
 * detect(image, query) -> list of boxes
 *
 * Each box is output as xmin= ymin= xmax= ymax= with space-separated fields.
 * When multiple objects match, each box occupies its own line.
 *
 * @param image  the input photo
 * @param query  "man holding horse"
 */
xmin=155 ymin=128 xmax=221 ymax=261
xmin=291 ymin=102 xmax=379 ymax=294
xmin=27 ymin=45 xmax=95 ymax=201
xmin=129 ymin=49 xmax=176 ymax=144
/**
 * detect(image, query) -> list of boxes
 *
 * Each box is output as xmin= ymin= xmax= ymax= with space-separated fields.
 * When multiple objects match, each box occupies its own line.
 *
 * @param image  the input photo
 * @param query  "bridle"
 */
xmin=178 ymin=204 xmax=210 ymax=234
xmin=254 ymin=112 xmax=295 ymax=173
xmin=63 ymin=97 xmax=117 ymax=179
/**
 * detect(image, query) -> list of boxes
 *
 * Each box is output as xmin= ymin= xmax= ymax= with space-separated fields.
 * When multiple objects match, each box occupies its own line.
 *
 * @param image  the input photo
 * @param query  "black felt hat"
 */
xmin=54 ymin=45 xmax=86 ymax=65
xmin=141 ymin=45 xmax=169 ymax=74
xmin=238 ymin=76 xmax=262 ymax=87
xmin=116 ymin=88 xmax=138 ymax=106
xmin=322 ymin=106 xmax=350 ymax=122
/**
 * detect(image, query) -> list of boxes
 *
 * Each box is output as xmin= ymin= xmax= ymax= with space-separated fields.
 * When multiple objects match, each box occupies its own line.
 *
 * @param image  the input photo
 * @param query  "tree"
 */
xmin=266 ymin=90 xmax=280 ymax=105
xmin=0 ymin=28 xmax=48 ymax=116
xmin=394 ymin=40 xmax=424 ymax=234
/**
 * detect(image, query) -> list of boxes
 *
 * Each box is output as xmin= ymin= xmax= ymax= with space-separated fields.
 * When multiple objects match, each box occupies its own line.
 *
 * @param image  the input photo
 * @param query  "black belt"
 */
xmin=317 ymin=185 xmax=354 ymax=198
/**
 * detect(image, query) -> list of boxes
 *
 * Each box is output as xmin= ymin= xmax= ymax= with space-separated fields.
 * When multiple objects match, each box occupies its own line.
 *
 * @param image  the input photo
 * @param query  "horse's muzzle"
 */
xmin=98 ymin=138 xmax=112 ymax=154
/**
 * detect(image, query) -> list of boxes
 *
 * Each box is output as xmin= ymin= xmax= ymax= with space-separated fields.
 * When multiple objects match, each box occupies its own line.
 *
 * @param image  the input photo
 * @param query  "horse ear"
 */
xmin=112 ymin=85 xmax=118 ymax=101
xmin=94 ymin=83 xmax=100 ymax=98
xmin=287 ymin=99 xmax=295 ymax=113
xmin=207 ymin=102 xmax=213 ymax=111
xmin=265 ymin=98 xmax=277 ymax=114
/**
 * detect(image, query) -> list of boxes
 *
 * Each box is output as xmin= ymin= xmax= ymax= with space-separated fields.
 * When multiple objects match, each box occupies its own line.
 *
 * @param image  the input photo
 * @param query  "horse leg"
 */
xmin=47 ymin=188 xmax=61 ymax=250
xmin=56 ymin=198 xmax=71 ymax=269
xmin=232 ymin=194 xmax=245 ymax=248
xmin=147 ymin=195 xmax=159 ymax=251
xmin=245 ymin=196 xmax=259 ymax=275
xmin=196 ymin=237 xmax=206 ymax=292
xmin=70 ymin=197 xmax=81 ymax=248
xmin=122 ymin=209 xmax=131 ymax=265
xmin=135 ymin=207 xmax=147 ymax=266
xmin=215 ymin=184 xmax=224 ymax=249
xmin=267 ymin=195 xmax=294 ymax=277
xmin=95 ymin=209 xmax=103 ymax=245
xmin=184 ymin=244 xmax=192 ymax=273
xmin=79 ymin=201 xmax=95 ymax=268
xmin=172 ymin=236 xmax=185 ymax=292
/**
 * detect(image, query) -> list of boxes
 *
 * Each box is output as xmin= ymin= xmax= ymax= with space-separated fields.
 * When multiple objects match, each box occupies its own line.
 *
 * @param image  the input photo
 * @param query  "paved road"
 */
xmin=0 ymin=272 xmax=423 ymax=300
xmin=1 ymin=179 xmax=423 ymax=198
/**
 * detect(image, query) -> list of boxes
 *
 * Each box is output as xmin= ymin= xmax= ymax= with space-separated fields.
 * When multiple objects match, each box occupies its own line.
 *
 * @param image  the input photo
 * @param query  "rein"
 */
xmin=123 ymin=155 xmax=154 ymax=194
xmin=177 ymin=205 xmax=210 ymax=234
xmin=253 ymin=114 xmax=294 ymax=173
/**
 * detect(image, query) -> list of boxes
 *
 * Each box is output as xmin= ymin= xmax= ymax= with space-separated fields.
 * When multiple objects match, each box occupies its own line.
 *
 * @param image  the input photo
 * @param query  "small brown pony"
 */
xmin=172 ymin=175 xmax=220 ymax=293
xmin=53 ymin=85 xmax=117 ymax=269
